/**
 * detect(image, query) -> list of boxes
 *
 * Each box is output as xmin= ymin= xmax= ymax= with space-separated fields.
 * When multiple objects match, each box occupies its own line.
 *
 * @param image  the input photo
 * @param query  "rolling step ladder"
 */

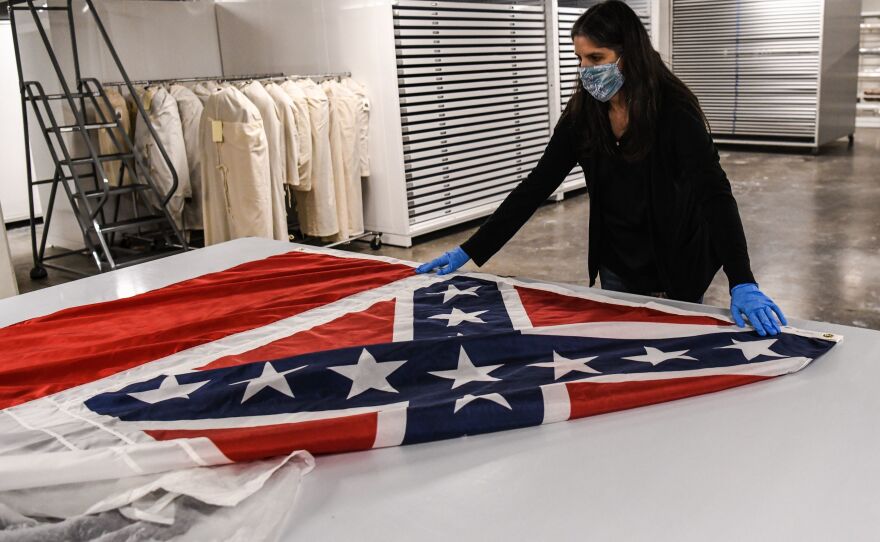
xmin=9 ymin=0 xmax=189 ymax=279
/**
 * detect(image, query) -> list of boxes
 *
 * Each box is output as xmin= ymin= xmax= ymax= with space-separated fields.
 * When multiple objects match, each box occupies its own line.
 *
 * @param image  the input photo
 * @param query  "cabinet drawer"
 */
xmin=400 ymin=96 xmax=548 ymax=125
xmin=405 ymin=145 xmax=546 ymax=181
xmin=396 ymin=45 xmax=546 ymax=57
xmin=409 ymin=191 xmax=510 ymax=225
xmin=398 ymin=67 xmax=546 ymax=86
xmin=402 ymin=121 xmax=547 ymax=151
xmin=397 ymin=60 xmax=547 ymax=77
xmin=406 ymin=153 xmax=540 ymax=190
xmin=396 ymin=52 xmax=546 ymax=66
xmin=393 ymin=7 xmax=544 ymax=21
xmin=394 ymin=27 xmax=545 ymax=38
xmin=399 ymin=75 xmax=548 ymax=98
xmin=405 ymin=131 xmax=549 ymax=167
xmin=393 ymin=1 xmax=543 ymax=14
xmin=399 ymin=88 xmax=548 ymax=114
xmin=393 ymin=18 xmax=544 ymax=29
xmin=409 ymin=180 xmax=521 ymax=214
xmin=402 ymin=116 xmax=547 ymax=145
xmin=401 ymin=105 xmax=549 ymax=133
xmin=396 ymin=36 xmax=546 ymax=47
xmin=406 ymin=160 xmax=537 ymax=197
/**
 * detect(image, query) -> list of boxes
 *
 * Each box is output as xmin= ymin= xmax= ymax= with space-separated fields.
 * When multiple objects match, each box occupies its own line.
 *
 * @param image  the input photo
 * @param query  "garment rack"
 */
xmin=104 ymin=70 xmax=382 ymax=251
xmin=103 ymin=72 xmax=352 ymax=87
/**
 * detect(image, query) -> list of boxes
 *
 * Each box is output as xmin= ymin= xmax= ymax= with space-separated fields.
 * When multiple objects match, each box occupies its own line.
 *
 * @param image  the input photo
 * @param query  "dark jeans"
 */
xmin=599 ymin=266 xmax=704 ymax=305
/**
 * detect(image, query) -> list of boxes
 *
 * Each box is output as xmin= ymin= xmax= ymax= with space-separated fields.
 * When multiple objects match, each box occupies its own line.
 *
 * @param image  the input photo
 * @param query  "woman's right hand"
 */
xmin=415 ymin=246 xmax=471 ymax=275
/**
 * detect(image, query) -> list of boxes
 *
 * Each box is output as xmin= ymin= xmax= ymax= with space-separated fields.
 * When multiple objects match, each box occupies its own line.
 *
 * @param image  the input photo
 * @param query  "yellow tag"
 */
xmin=142 ymin=90 xmax=153 ymax=111
xmin=212 ymin=120 xmax=223 ymax=143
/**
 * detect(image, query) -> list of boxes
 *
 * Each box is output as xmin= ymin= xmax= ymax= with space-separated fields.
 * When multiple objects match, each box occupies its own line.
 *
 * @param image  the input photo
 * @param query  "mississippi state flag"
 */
xmin=0 ymin=248 xmax=840 ymax=490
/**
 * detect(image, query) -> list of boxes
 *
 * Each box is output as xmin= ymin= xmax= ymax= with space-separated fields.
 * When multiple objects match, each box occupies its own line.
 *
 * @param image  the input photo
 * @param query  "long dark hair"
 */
xmin=564 ymin=0 xmax=706 ymax=161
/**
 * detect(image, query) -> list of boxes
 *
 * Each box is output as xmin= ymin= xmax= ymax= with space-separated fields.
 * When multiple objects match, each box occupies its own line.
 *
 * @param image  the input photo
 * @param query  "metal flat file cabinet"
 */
xmin=392 ymin=0 xmax=552 ymax=242
xmin=671 ymin=0 xmax=861 ymax=151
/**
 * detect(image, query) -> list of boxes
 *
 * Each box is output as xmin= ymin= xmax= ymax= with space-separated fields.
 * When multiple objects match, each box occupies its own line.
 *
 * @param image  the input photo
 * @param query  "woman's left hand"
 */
xmin=730 ymin=283 xmax=788 ymax=336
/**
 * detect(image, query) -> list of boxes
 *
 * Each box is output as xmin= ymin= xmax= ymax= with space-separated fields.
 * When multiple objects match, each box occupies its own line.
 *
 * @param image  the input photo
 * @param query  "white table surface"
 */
xmin=2 ymin=238 xmax=878 ymax=541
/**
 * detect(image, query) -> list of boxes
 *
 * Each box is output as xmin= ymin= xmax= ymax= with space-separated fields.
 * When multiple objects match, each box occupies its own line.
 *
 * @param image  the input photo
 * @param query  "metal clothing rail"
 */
xmin=103 ymin=71 xmax=353 ymax=88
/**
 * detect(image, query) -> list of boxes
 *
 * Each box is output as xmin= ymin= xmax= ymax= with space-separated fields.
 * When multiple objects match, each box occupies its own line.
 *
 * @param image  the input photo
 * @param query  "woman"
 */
xmin=416 ymin=0 xmax=787 ymax=337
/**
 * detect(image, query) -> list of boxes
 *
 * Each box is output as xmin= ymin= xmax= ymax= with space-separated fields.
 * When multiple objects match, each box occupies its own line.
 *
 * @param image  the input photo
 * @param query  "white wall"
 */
xmin=0 ymin=22 xmax=40 ymax=224
xmin=863 ymin=0 xmax=880 ymax=12
xmin=0 ymin=201 xmax=19 ymax=299
xmin=215 ymin=0 xmax=328 ymax=76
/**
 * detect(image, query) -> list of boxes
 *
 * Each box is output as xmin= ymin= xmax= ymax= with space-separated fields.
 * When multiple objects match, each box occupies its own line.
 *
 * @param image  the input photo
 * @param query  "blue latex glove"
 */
xmin=730 ymin=283 xmax=788 ymax=337
xmin=415 ymin=246 xmax=470 ymax=275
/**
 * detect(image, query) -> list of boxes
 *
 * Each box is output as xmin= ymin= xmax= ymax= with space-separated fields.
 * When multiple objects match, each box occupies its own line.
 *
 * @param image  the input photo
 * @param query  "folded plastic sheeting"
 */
xmin=0 ymin=451 xmax=313 ymax=542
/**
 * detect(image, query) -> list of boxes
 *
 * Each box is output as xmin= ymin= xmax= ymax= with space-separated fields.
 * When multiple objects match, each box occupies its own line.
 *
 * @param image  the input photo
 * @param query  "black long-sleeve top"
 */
xmin=461 ymin=91 xmax=756 ymax=302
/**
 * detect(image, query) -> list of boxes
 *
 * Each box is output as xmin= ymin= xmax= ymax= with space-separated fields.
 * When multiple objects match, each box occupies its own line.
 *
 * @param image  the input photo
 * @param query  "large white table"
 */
xmin=2 ymin=239 xmax=878 ymax=541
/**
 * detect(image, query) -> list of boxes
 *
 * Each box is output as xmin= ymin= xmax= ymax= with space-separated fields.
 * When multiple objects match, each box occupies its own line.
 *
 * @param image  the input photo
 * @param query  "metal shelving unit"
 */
xmin=671 ymin=0 xmax=861 ymax=152
xmin=392 ymin=0 xmax=552 ymax=237
xmin=857 ymin=11 xmax=880 ymax=128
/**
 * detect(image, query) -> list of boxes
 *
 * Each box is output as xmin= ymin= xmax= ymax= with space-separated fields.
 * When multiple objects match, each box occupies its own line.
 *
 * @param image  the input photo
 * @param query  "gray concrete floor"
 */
xmin=6 ymin=128 xmax=880 ymax=330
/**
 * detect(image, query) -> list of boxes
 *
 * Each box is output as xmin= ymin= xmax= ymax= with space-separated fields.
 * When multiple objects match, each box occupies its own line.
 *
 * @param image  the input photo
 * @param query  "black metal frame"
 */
xmin=8 ymin=0 xmax=189 ymax=278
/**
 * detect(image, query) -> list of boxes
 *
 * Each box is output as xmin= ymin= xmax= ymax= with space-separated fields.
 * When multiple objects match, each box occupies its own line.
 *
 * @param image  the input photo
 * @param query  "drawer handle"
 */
xmin=439 ymin=113 xmax=446 ymax=117
xmin=441 ymin=157 xmax=448 ymax=162
xmin=438 ymin=104 xmax=445 ymax=109
xmin=516 ymin=159 xmax=522 ymax=163
xmin=432 ymin=21 xmax=439 ymax=26
xmin=444 ymin=192 xmax=452 ymax=197
xmin=435 ymin=58 xmax=442 ymax=63
xmin=433 ymin=49 xmax=441 ymax=53
xmin=439 ymin=122 xmax=446 ymax=126
xmin=439 ymin=131 xmax=447 ymax=135
xmin=442 ymin=166 xmax=449 ymax=171
xmin=433 ymin=40 xmax=440 ymax=44
xmin=434 ymin=67 xmax=442 ymax=72
xmin=432 ymin=30 xmax=439 ymax=35
xmin=440 ymin=139 xmax=447 ymax=144
xmin=442 ymin=182 xmax=451 ymax=186
xmin=444 ymin=209 xmax=451 ymax=215
xmin=437 ymin=95 xmax=444 ymax=99
xmin=444 ymin=201 xmax=452 ymax=206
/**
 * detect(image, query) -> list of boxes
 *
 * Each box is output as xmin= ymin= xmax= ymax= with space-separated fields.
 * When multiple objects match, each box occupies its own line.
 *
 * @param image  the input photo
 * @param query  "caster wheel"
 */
xmin=847 ymin=134 xmax=854 ymax=149
xmin=370 ymin=235 xmax=382 ymax=250
xmin=30 ymin=266 xmax=48 ymax=280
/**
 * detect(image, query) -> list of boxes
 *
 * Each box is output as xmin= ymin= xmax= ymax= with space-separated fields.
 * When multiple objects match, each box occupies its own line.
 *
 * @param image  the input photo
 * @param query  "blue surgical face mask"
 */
xmin=578 ymin=57 xmax=624 ymax=102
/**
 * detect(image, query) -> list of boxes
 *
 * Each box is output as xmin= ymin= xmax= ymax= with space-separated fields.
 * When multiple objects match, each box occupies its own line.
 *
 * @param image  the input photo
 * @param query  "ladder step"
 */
xmin=26 ymin=91 xmax=99 ymax=102
xmin=34 ymin=172 xmax=97 ymax=186
xmin=75 ymin=184 xmax=150 ymax=199
xmin=51 ymin=122 xmax=118 ymax=133
xmin=10 ymin=5 xmax=70 ymax=11
xmin=62 ymin=152 xmax=134 ymax=167
xmin=100 ymin=215 xmax=170 ymax=234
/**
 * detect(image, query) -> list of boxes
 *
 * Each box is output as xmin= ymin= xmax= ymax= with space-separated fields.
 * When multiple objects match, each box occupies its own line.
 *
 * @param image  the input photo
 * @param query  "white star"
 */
xmin=718 ymin=339 xmax=785 ymax=361
xmin=529 ymin=351 xmax=601 ymax=380
xmin=329 ymin=348 xmax=407 ymax=399
xmin=431 ymin=284 xmax=481 ymax=303
xmin=128 ymin=375 xmax=209 ymax=405
xmin=454 ymin=393 xmax=512 ymax=413
xmin=230 ymin=363 xmax=305 ymax=403
xmin=623 ymin=347 xmax=697 ymax=366
xmin=428 ymin=308 xmax=487 ymax=327
xmin=429 ymin=346 xmax=502 ymax=389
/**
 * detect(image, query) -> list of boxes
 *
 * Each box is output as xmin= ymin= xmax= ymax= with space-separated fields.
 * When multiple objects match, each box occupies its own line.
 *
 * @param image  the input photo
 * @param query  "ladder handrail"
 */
xmin=81 ymin=0 xmax=181 ymax=207
xmin=22 ymin=0 xmax=111 ymax=221
xmin=79 ymin=77 xmax=188 ymax=242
